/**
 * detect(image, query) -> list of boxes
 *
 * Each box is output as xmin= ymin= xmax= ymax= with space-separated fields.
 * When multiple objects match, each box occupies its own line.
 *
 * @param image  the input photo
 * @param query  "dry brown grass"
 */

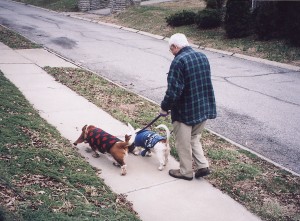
xmin=157 ymin=0 xmax=206 ymax=9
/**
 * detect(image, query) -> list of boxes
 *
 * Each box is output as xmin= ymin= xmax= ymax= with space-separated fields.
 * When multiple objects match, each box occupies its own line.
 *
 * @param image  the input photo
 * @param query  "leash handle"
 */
xmin=136 ymin=114 xmax=162 ymax=134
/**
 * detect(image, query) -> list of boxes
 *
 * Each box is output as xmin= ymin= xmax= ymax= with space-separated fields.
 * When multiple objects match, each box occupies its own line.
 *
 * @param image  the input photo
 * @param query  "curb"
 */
xmin=121 ymin=27 xmax=139 ymax=33
xmin=233 ymin=53 xmax=300 ymax=71
xmin=136 ymin=31 xmax=165 ymax=40
xmin=205 ymin=47 xmax=234 ymax=56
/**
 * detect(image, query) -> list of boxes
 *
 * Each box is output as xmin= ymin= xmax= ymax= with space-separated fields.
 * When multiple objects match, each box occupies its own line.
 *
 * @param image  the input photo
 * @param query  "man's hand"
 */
xmin=160 ymin=109 xmax=169 ymax=117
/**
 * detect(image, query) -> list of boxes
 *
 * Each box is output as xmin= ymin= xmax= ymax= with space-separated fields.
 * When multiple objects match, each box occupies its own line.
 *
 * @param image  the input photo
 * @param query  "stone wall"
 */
xmin=78 ymin=0 xmax=90 ymax=12
xmin=78 ymin=0 xmax=140 ymax=12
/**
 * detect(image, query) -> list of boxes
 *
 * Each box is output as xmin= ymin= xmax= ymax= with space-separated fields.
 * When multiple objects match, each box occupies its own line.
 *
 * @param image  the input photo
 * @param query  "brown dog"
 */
xmin=73 ymin=125 xmax=131 ymax=175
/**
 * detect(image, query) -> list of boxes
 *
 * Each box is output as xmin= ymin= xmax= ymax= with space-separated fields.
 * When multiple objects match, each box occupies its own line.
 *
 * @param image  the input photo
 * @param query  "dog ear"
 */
xmin=125 ymin=134 xmax=131 ymax=142
xmin=82 ymin=125 xmax=87 ymax=131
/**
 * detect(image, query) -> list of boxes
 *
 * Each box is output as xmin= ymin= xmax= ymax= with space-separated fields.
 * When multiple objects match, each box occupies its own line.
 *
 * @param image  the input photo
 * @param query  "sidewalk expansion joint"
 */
xmin=138 ymin=86 xmax=166 ymax=93
xmin=124 ymin=179 xmax=178 ymax=194
xmin=1 ymin=62 xmax=34 ymax=64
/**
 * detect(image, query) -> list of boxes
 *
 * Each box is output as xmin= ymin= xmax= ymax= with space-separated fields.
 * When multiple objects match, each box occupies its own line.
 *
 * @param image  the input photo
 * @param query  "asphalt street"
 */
xmin=0 ymin=0 xmax=299 ymax=174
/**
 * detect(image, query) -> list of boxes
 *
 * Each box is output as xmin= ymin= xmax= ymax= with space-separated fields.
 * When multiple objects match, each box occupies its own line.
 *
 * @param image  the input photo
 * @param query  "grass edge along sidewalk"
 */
xmin=1 ymin=25 xmax=300 ymax=221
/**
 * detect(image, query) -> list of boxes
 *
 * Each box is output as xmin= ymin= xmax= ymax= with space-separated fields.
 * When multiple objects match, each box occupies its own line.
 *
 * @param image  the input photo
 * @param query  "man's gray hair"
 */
xmin=169 ymin=33 xmax=189 ymax=48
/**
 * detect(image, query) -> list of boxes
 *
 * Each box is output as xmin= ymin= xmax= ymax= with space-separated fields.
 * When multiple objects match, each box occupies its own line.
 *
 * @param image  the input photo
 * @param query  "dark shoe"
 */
xmin=169 ymin=169 xmax=193 ymax=181
xmin=195 ymin=167 xmax=211 ymax=178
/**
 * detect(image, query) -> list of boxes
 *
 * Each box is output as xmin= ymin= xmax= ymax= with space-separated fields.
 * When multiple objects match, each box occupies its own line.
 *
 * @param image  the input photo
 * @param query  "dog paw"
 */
xmin=92 ymin=153 xmax=100 ymax=158
xmin=158 ymin=166 xmax=164 ymax=171
xmin=133 ymin=151 xmax=139 ymax=156
xmin=121 ymin=165 xmax=127 ymax=175
xmin=113 ymin=162 xmax=121 ymax=167
xmin=163 ymin=160 xmax=168 ymax=166
xmin=86 ymin=148 xmax=93 ymax=153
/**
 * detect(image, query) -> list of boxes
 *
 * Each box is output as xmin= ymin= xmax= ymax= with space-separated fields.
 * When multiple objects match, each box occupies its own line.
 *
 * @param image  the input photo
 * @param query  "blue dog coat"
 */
xmin=134 ymin=130 xmax=165 ymax=156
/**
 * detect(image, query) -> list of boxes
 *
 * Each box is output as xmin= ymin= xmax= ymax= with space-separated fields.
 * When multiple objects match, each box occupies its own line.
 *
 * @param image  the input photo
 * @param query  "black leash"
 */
xmin=136 ymin=114 xmax=162 ymax=134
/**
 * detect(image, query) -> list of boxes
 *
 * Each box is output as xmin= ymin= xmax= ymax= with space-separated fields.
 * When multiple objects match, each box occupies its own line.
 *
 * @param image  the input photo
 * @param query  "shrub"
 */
xmin=224 ymin=0 xmax=252 ymax=38
xmin=165 ymin=10 xmax=196 ymax=27
xmin=206 ymin=0 xmax=217 ymax=9
xmin=253 ymin=2 xmax=281 ymax=40
xmin=206 ymin=0 xmax=225 ymax=9
xmin=283 ymin=2 xmax=300 ymax=46
xmin=195 ymin=9 xmax=222 ymax=29
xmin=253 ymin=1 xmax=300 ymax=46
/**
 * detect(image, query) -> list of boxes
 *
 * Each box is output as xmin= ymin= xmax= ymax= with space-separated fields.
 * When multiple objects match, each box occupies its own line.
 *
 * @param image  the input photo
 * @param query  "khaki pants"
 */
xmin=173 ymin=121 xmax=209 ymax=177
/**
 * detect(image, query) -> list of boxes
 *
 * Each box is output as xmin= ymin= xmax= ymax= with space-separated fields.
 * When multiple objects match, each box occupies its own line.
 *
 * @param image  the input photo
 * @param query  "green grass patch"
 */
xmin=208 ymin=148 xmax=238 ymax=161
xmin=237 ymin=149 xmax=258 ymax=159
xmin=15 ymin=0 xmax=79 ymax=12
xmin=230 ymin=163 xmax=261 ymax=181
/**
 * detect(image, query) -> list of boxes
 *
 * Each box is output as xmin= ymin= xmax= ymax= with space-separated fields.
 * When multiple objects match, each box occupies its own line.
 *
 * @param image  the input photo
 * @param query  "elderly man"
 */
xmin=160 ymin=33 xmax=217 ymax=181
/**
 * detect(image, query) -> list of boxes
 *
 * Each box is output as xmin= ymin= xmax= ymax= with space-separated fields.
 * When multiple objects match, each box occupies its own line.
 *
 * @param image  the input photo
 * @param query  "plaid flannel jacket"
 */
xmin=161 ymin=46 xmax=217 ymax=126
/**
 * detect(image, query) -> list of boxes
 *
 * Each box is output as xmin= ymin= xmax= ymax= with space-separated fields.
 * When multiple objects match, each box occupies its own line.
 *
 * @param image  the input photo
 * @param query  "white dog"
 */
xmin=128 ymin=123 xmax=171 ymax=171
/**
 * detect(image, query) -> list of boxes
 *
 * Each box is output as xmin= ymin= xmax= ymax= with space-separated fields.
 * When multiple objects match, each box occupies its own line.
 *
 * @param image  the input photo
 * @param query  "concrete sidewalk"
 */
xmin=0 ymin=42 xmax=261 ymax=221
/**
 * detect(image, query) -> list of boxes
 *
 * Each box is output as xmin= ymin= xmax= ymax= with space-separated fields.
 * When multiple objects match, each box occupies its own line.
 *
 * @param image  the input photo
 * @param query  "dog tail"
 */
xmin=127 ymin=123 xmax=135 ymax=133
xmin=155 ymin=124 xmax=170 ymax=141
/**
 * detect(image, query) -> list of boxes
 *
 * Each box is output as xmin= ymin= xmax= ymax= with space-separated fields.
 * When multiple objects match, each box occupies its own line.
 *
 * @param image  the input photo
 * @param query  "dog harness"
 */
xmin=86 ymin=128 xmax=121 ymax=153
xmin=134 ymin=130 xmax=165 ymax=156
